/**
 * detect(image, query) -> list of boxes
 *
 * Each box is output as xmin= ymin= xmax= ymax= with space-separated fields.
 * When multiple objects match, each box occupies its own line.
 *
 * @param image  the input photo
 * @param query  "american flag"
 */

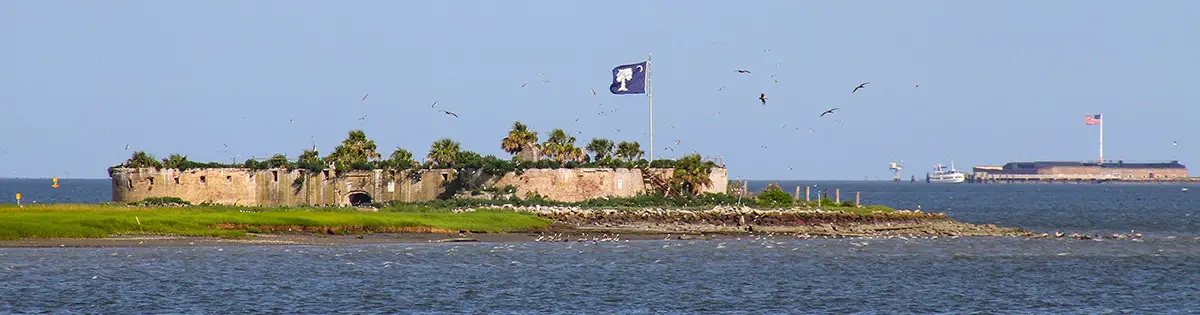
xmin=1085 ymin=114 xmax=1102 ymax=125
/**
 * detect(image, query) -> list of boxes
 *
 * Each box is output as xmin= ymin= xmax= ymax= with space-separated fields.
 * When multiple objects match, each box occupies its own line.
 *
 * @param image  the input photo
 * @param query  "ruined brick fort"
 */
xmin=109 ymin=167 xmax=728 ymax=206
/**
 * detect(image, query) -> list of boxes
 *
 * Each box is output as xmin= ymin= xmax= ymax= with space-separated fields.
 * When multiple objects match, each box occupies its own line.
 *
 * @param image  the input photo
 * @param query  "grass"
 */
xmin=0 ymin=204 xmax=551 ymax=240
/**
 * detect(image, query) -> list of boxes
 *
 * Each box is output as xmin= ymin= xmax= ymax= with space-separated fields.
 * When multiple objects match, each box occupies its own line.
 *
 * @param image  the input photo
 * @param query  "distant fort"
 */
xmin=109 ymin=167 xmax=728 ymax=206
xmin=969 ymin=160 xmax=1189 ymax=183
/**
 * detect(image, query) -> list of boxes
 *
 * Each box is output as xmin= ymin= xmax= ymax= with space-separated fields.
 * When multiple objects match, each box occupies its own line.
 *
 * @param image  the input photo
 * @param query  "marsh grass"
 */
xmin=0 ymin=205 xmax=550 ymax=240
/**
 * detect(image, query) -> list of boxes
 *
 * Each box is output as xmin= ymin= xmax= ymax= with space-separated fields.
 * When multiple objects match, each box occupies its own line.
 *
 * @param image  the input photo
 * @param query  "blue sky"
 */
xmin=2 ymin=1 xmax=1198 ymax=180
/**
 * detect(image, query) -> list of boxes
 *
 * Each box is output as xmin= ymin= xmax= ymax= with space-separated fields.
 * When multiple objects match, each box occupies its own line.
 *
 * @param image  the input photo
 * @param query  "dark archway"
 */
xmin=348 ymin=192 xmax=373 ymax=206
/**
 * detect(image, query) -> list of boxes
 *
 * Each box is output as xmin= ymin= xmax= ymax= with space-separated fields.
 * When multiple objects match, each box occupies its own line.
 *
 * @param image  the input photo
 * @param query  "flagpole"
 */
xmin=1099 ymin=115 xmax=1104 ymax=164
xmin=647 ymin=52 xmax=654 ymax=161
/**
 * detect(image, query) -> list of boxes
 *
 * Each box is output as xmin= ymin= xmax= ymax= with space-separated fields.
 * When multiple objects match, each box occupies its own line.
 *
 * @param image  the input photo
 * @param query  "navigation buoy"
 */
xmin=52 ymin=177 xmax=59 ymax=189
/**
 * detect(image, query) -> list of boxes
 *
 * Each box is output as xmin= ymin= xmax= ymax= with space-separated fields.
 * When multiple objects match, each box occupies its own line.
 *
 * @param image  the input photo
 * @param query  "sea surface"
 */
xmin=1 ymin=179 xmax=1198 ymax=313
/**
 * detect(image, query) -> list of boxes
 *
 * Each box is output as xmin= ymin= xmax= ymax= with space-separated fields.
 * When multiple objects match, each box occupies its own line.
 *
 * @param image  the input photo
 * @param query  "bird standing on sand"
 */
xmin=820 ymin=108 xmax=840 ymax=117
xmin=852 ymin=82 xmax=869 ymax=93
xmin=735 ymin=69 xmax=751 ymax=74
xmin=436 ymin=110 xmax=459 ymax=118
xmin=759 ymin=93 xmax=768 ymax=105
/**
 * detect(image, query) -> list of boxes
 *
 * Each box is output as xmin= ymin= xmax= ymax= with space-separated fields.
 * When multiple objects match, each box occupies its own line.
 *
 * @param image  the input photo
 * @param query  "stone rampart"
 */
xmin=109 ymin=167 xmax=728 ymax=206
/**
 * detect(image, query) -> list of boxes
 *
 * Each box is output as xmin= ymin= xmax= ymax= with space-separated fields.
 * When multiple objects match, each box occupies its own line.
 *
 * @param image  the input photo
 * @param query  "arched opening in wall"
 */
xmin=348 ymin=192 xmax=373 ymax=207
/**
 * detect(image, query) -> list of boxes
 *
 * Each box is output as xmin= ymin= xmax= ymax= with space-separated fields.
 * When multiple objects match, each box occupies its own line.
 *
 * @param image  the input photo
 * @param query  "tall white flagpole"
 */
xmin=647 ymin=52 xmax=654 ymax=161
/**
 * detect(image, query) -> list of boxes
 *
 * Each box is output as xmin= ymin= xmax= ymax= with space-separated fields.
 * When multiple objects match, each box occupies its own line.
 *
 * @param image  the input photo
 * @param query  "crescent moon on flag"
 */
xmin=636 ymin=65 xmax=644 ymax=72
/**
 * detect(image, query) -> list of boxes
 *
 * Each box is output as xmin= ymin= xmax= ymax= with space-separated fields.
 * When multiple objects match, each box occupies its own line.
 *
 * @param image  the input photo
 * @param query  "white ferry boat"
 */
xmin=927 ymin=162 xmax=966 ymax=183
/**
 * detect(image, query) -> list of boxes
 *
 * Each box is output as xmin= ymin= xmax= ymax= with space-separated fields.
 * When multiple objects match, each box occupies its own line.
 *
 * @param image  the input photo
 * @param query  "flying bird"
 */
xmin=289 ymin=119 xmax=294 ymax=124
xmin=914 ymin=84 xmax=920 ymax=88
xmin=759 ymin=93 xmax=768 ymax=105
xmin=575 ymin=117 xmax=580 ymax=122
xmin=820 ymin=108 xmax=839 ymax=117
xmin=360 ymin=94 xmax=369 ymax=103
xmin=1173 ymin=141 xmax=1179 ymax=146
xmin=674 ymin=139 xmax=681 ymax=145
xmin=591 ymin=89 xmax=596 ymax=95
xmin=437 ymin=110 xmax=459 ymax=118
xmin=124 ymin=144 xmax=130 ymax=151
xmin=359 ymin=114 xmax=368 ymax=121
xmin=431 ymin=101 xmax=438 ymax=108
xmin=717 ymin=86 xmax=725 ymax=92
xmin=852 ymin=82 xmax=869 ymax=93
xmin=521 ymin=81 xmax=528 ymax=88
xmin=664 ymin=147 xmax=675 ymax=152
xmin=735 ymin=69 xmax=751 ymax=74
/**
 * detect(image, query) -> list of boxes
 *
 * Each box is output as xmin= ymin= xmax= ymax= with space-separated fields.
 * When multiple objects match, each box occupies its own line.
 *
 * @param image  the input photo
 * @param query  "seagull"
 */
xmin=718 ymin=86 xmax=725 ymax=92
xmin=521 ymin=81 xmax=528 ymax=88
xmin=289 ymin=119 xmax=294 ymax=124
xmin=360 ymin=94 xmax=368 ymax=103
xmin=809 ymin=129 xmax=816 ymax=133
xmin=124 ymin=144 xmax=130 ymax=151
xmin=575 ymin=117 xmax=580 ymax=122
xmin=763 ymin=48 xmax=771 ymax=53
xmin=437 ymin=110 xmax=459 ymax=118
xmin=591 ymin=89 xmax=596 ymax=95
xmin=761 ymin=145 xmax=768 ymax=149
xmin=852 ymin=82 xmax=869 ymax=93
xmin=1173 ymin=141 xmax=1179 ymax=146
xmin=541 ymin=79 xmax=551 ymax=84
xmin=787 ymin=167 xmax=793 ymax=171
xmin=820 ymin=108 xmax=840 ymax=117
xmin=0 ymin=148 xmax=6 ymax=155
xmin=359 ymin=114 xmax=368 ymax=121
xmin=431 ymin=101 xmax=438 ymax=108
xmin=735 ymin=69 xmax=751 ymax=74
xmin=614 ymin=128 xmax=621 ymax=132
xmin=670 ymin=125 xmax=676 ymax=129
xmin=664 ymin=147 xmax=675 ymax=151
xmin=759 ymin=93 xmax=768 ymax=105
xmin=914 ymin=84 xmax=920 ymax=88
xmin=674 ymin=139 xmax=681 ymax=145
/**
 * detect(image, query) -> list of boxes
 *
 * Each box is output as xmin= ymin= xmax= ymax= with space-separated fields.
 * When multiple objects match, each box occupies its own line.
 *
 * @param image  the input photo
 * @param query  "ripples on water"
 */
xmin=1 ymin=179 xmax=1199 ymax=313
xmin=1 ymin=238 xmax=1197 ymax=314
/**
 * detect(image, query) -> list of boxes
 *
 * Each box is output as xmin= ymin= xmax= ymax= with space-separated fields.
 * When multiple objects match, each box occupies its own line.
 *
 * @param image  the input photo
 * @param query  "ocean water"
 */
xmin=1 ymin=179 xmax=1199 ymax=313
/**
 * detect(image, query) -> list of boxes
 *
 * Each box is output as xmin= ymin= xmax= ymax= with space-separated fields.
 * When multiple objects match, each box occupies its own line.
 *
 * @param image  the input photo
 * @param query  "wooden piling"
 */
xmin=805 ymin=186 xmax=810 ymax=202
xmin=835 ymin=189 xmax=840 ymax=204
xmin=794 ymin=186 xmax=800 ymax=202
xmin=855 ymin=191 xmax=860 ymax=207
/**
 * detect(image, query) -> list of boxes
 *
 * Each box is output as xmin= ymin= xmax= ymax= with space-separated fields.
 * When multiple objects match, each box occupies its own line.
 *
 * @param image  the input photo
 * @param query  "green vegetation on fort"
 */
xmin=114 ymin=121 xmax=722 ymax=197
xmin=0 ymin=204 xmax=550 ymax=240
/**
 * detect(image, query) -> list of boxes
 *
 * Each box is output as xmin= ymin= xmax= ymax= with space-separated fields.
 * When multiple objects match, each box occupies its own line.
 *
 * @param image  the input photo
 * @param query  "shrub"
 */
xmin=755 ymin=184 xmax=793 ymax=208
xmin=130 ymin=197 xmax=191 ymax=207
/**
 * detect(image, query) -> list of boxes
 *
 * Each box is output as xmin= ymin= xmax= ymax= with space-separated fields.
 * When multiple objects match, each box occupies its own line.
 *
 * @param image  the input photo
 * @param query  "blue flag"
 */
xmin=610 ymin=61 xmax=648 ymax=94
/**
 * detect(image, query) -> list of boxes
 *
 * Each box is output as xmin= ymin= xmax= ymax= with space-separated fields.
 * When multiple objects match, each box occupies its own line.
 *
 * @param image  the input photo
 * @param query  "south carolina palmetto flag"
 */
xmin=1085 ymin=114 xmax=1102 ymax=125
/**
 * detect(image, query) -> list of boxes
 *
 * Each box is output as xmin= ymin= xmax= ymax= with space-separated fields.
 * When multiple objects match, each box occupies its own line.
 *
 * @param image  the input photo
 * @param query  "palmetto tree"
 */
xmin=616 ymin=141 xmax=644 ymax=162
xmin=323 ymin=129 xmax=381 ymax=169
xmin=266 ymin=154 xmax=290 ymax=169
xmin=542 ymin=129 xmax=586 ymax=164
xmin=501 ymin=121 xmax=540 ymax=161
xmin=428 ymin=138 xmax=461 ymax=167
xmin=386 ymin=147 xmax=418 ymax=170
xmin=161 ymin=154 xmax=189 ymax=169
xmin=669 ymin=154 xmax=714 ymax=196
xmin=585 ymin=138 xmax=615 ymax=161
xmin=124 ymin=151 xmax=163 ymax=168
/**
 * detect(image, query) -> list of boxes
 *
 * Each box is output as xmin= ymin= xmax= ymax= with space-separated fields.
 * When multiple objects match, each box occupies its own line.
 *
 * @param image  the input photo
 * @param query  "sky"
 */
xmin=2 ymin=1 xmax=1199 ymax=180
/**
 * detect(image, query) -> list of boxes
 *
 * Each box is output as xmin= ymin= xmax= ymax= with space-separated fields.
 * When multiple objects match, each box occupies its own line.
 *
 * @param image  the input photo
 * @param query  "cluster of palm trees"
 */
xmin=501 ymin=121 xmax=644 ymax=165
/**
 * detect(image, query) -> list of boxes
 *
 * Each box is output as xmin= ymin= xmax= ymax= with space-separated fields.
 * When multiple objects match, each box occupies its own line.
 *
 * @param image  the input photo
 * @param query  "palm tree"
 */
xmin=542 ymin=129 xmax=583 ymax=164
xmin=501 ymin=121 xmax=540 ymax=161
xmin=616 ymin=141 xmax=644 ymax=162
xmin=323 ymin=129 xmax=381 ymax=169
xmin=386 ymin=147 xmax=417 ymax=170
xmin=123 ymin=151 xmax=162 ymax=169
xmin=669 ymin=154 xmax=714 ymax=196
xmin=585 ymin=138 xmax=615 ymax=161
xmin=161 ymin=154 xmax=189 ymax=169
xmin=428 ymin=138 xmax=461 ymax=167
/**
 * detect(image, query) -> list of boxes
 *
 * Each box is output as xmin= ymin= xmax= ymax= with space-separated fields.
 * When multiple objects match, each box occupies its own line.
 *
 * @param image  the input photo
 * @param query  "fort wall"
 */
xmin=109 ymin=167 xmax=728 ymax=206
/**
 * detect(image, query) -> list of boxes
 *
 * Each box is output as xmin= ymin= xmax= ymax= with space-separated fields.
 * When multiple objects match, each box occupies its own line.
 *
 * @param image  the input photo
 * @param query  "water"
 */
xmin=1 ymin=179 xmax=1198 ymax=313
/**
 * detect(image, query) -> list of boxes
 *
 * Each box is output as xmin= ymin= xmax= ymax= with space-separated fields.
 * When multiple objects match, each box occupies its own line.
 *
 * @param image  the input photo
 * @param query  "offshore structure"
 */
xmin=969 ymin=160 xmax=1189 ymax=183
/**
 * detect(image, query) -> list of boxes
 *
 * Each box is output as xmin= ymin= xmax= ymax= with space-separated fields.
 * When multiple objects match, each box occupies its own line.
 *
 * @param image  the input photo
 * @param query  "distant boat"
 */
xmin=927 ymin=162 xmax=966 ymax=184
